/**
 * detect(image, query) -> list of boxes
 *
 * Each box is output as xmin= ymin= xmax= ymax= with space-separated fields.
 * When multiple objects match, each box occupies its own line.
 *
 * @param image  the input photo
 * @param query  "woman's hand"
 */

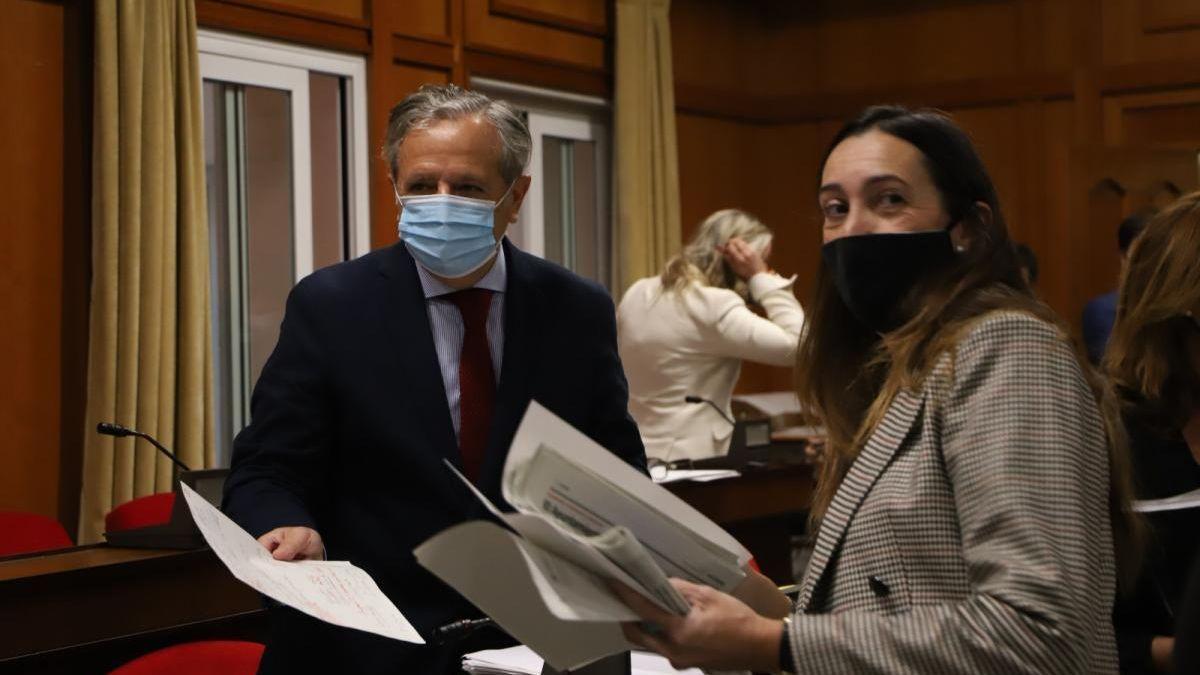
xmin=613 ymin=578 xmax=783 ymax=672
xmin=716 ymin=237 xmax=769 ymax=281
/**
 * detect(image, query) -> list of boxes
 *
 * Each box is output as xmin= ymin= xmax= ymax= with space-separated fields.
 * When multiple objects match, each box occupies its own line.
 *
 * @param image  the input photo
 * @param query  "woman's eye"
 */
xmin=821 ymin=201 xmax=847 ymax=219
xmin=878 ymin=192 xmax=906 ymax=208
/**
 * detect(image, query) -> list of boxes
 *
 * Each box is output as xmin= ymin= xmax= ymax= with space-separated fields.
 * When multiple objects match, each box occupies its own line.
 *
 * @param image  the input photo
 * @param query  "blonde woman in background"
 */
xmin=617 ymin=209 xmax=804 ymax=462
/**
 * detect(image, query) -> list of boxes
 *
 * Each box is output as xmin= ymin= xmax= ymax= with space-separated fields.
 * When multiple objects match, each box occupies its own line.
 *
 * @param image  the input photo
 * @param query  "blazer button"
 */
xmin=868 ymin=575 xmax=890 ymax=598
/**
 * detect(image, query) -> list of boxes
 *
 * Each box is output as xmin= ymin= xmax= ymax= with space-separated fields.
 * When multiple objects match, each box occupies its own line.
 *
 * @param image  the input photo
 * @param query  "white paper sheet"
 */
xmin=180 ymin=483 xmax=423 ymax=644
xmin=1133 ymin=486 xmax=1200 ymax=513
xmin=503 ymin=402 xmax=751 ymax=576
xmin=462 ymin=645 xmax=706 ymax=675
xmin=652 ymin=469 xmax=741 ymax=485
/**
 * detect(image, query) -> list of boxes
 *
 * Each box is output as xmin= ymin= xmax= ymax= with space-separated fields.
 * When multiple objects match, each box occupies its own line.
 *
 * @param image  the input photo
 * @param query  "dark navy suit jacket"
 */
xmin=222 ymin=239 xmax=646 ymax=673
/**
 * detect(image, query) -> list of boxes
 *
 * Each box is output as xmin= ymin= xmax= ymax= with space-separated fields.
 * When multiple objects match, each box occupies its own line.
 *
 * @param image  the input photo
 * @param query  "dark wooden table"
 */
xmin=0 ymin=544 xmax=266 ymax=673
xmin=666 ymin=463 xmax=814 ymax=584
xmin=0 ymin=461 xmax=814 ymax=672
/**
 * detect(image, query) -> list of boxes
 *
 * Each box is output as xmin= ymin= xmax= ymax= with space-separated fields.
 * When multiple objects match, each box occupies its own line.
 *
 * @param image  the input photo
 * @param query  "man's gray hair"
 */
xmin=382 ymin=84 xmax=531 ymax=184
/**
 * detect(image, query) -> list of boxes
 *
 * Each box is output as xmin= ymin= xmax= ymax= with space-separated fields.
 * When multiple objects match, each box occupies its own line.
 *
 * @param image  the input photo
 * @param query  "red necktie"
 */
xmin=448 ymin=289 xmax=495 ymax=482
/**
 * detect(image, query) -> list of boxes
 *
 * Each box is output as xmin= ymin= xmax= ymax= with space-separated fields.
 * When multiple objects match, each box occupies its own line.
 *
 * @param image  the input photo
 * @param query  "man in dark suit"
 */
xmin=222 ymin=84 xmax=646 ymax=674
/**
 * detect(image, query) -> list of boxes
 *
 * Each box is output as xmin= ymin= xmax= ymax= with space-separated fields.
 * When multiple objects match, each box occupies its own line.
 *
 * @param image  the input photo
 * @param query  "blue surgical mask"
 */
xmin=396 ymin=183 xmax=515 ymax=278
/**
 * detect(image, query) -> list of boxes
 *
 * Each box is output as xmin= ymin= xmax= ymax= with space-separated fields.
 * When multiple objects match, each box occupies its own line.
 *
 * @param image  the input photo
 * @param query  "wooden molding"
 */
xmin=676 ymin=73 xmax=1073 ymax=125
xmin=195 ymin=0 xmax=370 ymax=54
xmin=464 ymin=48 xmax=610 ymax=97
xmin=1140 ymin=0 xmax=1200 ymax=34
xmin=488 ymin=0 xmax=608 ymax=38
xmin=391 ymin=34 xmax=455 ymax=70
xmin=1100 ymin=58 xmax=1200 ymax=95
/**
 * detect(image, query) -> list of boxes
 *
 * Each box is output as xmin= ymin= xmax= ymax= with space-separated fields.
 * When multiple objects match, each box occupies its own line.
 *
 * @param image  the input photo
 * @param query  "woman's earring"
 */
xmin=954 ymin=244 xmax=967 ymax=253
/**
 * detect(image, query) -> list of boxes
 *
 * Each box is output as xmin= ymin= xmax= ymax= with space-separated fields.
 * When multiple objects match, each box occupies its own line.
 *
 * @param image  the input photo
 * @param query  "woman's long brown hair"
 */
xmin=1105 ymin=190 xmax=1200 ymax=435
xmin=794 ymin=106 xmax=1143 ymax=588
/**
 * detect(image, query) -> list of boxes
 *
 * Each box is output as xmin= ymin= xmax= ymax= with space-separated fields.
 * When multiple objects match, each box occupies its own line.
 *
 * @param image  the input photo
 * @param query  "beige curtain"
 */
xmin=614 ymin=0 xmax=681 ymax=295
xmin=79 ymin=0 xmax=213 ymax=543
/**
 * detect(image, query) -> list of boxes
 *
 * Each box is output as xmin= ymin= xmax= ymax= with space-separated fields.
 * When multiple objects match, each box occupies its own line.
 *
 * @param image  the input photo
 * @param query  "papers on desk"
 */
xmin=179 ymin=483 xmax=423 ymax=644
xmin=651 ymin=468 xmax=741 ymax=485
xmin=414 ymin=401 xmax=751 ymax=671
xmin=1133 ymin=486 xmax=1200 ymax=513
xmin=462 ymin=645 xmax=704 ymax=675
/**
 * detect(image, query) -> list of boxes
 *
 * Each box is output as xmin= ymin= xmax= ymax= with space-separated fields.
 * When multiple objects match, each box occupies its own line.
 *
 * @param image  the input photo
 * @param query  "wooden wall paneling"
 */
xmin=813 ymin=1 xmax=1024 ymax=92
xmin=1037 ymin=100 xmax=1076 ymax=321
xmin=1103 ymin=0 xmax=1200 ymax=65
xmin=1 ymin=0 xmax=66 ymax=520
xmin=195 ymin=0 xmax=370 ymax=53
xmin=1140 ymin=0 xmax=1200 ymax=33
xmin=1065 ymin=146 xmax=1200 ymax=328
xmin=462 ymin=0 xmax=607 ymax=72
xmin=388 ymin=0 xmax=453 ymax=43
xmin=1103 ymin=88 xmax=1200 ymax=145
xmin=489 ymin=0 xmax=608 ymax=37
xmin=463 ymin=50 xmax=610 ymax=97
xmin=58 ymin=0 xmax=93 ymax=539
xmin=257 ymin=0 xmax=365 ymax=21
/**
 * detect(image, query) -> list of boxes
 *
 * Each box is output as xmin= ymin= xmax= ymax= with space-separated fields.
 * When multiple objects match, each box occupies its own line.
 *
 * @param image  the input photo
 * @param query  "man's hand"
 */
xmin=613 ymin=578 xmax=782 ymax=672
xmin=716 ymin=237 xmax=770 ymax=281
xmin=257 ymin=526 xmax=324 ymax=561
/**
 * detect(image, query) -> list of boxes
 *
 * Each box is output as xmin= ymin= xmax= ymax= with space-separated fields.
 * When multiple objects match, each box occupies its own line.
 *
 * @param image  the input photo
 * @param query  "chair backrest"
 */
xmin=0 ymin=511 xmax=73 ymax=556
xmin=109 ymin=640 xmax=265 ymax=675
xmin=105 ymin=493 xmax=176 ymax=533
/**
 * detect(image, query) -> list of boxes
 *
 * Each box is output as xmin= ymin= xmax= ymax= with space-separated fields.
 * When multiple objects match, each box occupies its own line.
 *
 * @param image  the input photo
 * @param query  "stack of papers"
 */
xmin=415 ymin=402 xmax=753 ymax=671
xmin=462 ymin=646 xmax=704 ymax=675
xmin=651 ymin=468 xmax=740 ymax=485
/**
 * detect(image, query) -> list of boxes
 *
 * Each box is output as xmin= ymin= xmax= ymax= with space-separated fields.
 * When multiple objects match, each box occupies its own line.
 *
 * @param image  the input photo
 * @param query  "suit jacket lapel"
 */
xmin=477 ymin=240 xmax=542 ymax=501
xmin=375 ymin=243 xmax=475 ymax=516
xmin=795 ymin=388 xmax=925 ymax=611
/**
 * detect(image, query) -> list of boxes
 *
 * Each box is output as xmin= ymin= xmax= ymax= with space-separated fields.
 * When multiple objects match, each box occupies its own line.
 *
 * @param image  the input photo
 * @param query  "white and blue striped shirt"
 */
xmin=411 ymin=244 xmax=506 ymax=443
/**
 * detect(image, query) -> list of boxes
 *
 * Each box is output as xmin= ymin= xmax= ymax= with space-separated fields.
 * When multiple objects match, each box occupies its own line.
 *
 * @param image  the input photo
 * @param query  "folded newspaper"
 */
xmin=414 ymin=401 xmax=752 ymax=671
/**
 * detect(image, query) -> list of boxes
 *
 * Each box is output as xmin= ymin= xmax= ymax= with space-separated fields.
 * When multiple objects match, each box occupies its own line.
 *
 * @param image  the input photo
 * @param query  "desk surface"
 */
xmin=0 ymin=464 xmax=814 ymax=668
xmin=0 ymin=544 xmax=263 ymax=667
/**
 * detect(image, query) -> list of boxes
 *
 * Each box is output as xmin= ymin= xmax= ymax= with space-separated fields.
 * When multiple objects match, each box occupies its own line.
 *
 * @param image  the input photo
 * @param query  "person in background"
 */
xmin=1014 ymin=241 xmax=1039 ymax=287
xmin=617 ymin=209 xmax=804 ymax=462
xmin=612 ymin=105 xmax=1140 ymax=673
xmin=1105 ymin=191 xmax=1200 ymax=673
xmin=1085 ymin=212 xmax=1152 ymax=363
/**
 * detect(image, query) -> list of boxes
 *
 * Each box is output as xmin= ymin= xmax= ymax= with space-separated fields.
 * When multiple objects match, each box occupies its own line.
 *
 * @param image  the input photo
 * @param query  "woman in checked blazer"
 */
xmin=613 ymin=106 xmax=1141 ymax=674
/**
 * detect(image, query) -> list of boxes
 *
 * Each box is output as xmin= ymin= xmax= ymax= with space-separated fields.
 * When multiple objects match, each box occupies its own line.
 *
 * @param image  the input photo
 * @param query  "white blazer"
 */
xmin=616 ymin=273 xmax=804 ymax=461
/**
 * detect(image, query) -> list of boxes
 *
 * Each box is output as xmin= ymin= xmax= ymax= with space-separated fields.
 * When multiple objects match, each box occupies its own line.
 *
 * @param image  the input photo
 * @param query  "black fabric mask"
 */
xmin=821 ymin=230 xmax=956 ymax=333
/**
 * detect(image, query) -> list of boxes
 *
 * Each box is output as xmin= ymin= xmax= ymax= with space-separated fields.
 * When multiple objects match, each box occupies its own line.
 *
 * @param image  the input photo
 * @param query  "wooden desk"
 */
xmin=666 ymin=464 xmax=814 ymax=584
xmin=0 ymin=545 xmax=265 ymax=672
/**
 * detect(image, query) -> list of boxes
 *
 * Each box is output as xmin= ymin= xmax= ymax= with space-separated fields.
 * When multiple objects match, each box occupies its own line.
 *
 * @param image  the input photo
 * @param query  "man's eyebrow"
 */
xmin=819 ymin=174 xmax=910 ymax=194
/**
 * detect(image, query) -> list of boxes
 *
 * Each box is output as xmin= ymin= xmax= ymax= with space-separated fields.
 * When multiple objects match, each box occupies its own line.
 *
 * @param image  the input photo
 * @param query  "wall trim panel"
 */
xmin=391 ymin=34 xmax=455 ymax=70
xmin=196 ymin=0 xmax=370 ymax=54
xmin=488 ymin=0 xmax=608 ymax=37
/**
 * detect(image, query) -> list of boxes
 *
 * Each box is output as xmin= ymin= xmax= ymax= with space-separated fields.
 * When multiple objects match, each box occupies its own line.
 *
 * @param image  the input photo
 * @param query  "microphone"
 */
xmin=96 ymin=422 xmax=192 ymax=472
xmin=684 ymin=395 xmax=736 ymax=426
xmin=432 ymin=617 xmax=497 ymax=645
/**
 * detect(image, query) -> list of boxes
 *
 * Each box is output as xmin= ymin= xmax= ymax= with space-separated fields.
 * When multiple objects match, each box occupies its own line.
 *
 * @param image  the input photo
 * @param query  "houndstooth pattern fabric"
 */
xmin=786 ymin=311 xmax=1118 ymax=674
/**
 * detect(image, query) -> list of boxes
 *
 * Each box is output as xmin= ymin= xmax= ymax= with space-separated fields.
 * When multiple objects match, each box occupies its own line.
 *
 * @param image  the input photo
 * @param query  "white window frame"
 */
xmin=198 ymin=29 xmax=372 ymax=275
xmin=470 ymin=77 xmax=610 ymax=261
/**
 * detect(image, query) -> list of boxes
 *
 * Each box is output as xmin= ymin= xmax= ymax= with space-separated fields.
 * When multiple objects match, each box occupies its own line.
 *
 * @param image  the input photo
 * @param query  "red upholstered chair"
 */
xmin=105 ymin=493 xmax=176 ymax=533
xmin=109 ymin=640 xmax=265 ymax=675
xmin=0 ymin=511 xmax=73 ymax=556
